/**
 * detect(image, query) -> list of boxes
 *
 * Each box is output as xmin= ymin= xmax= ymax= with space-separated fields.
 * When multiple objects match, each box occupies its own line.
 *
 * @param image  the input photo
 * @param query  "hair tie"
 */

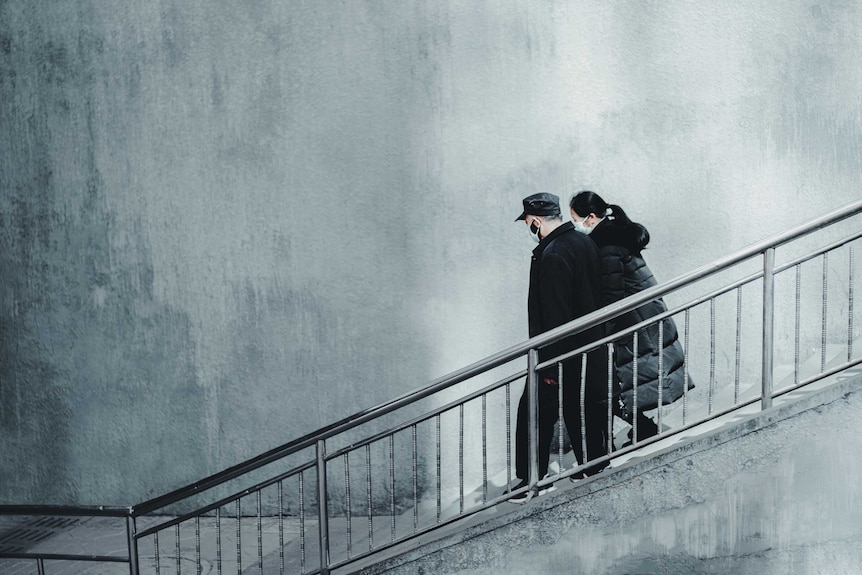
xmin=605 ymin=207 xmax=614 ymax=219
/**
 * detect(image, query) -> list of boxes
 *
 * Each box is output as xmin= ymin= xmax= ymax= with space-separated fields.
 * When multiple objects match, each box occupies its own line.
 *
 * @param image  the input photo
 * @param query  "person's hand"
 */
xmin=543 ymin=377 xmax=558 ymax=385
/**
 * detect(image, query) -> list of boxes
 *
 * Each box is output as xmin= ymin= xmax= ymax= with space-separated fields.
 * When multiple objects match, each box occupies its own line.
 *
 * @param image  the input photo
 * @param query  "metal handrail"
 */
xmin=131 ymin=197 xmax=862 ymax=516
xmin=135 ymin=457 xmax=318 ymax=539
xmin=0 ymin=505 xmax=132 ymax=517
xmin=0 ymin=552 xmax=130 ymax=563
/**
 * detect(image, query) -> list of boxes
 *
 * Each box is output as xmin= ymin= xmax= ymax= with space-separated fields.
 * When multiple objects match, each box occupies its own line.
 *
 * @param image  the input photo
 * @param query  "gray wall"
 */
xmin=2 ymin=1 xmax=862 ymax=505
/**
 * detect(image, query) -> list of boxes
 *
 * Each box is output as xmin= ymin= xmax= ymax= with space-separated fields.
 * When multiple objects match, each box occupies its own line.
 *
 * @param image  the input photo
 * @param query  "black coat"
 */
xmin=528 ymin=222 xmax=607 ymax=385
xmin=588 ymin=218 xmax=693 ymax=413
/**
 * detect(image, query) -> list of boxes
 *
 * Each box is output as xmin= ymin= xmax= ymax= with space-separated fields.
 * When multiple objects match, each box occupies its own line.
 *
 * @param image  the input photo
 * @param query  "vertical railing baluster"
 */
xmin=850 ymin=246 xmax=855 ymax=362
xmin=366 ymin=444 xmax=373 ymax=551
xmin=435 ymin=414 xmax=442 ymax=523
xmin=277 ymin=481 xmax=284 ymax=575
xmin=37 ymin=559 xmax=45 ymax=575
xmin=235 ymin=499 xmax=242 ymax=575
xmin=412 ymin=424 xmax=419 ymax=531
xmin=216 ymin=507 xmax=223 ymax=575
xmin=762 ymin=248 xmax=776 ymax=410
xmin=505 ymin=383 xmax=512 ymax=489
xmin=579 ymin=353 xmax=588 ymax=467
xmin=195 ymin=516 xmax=201 ymax=575
xmin=482 ymin=395 xmax=488 ymax=504
xmin=257 ymin=491 xmax=263 ymax=575
xmin=175 ymin=522 xmax=181 ymax=575
xmin=683 ymin=309 xmax=690 ymax=425
xmin=389 ymin=434 xmax=397 ymax=540
xmin=344 ymin=453 xmax=352 ymax=558
xmin=632 ymin=330 xmax=639 ymax=443
xmin=709 ymin=298 xmax=716 ymax=415
xmin=822 ymin=252 xmax=829 ymax=372
xmin=459 ymin=404 xmax=464 ymax=514
xmin=607 ymin=343 xmax=614 ymax=452
xmin=735 ymin=287 xmax=742 ymax=403
xmin=126 ymin=515 xmax=140 ymax=575
xmin=527 ymin=349 xmax=540 ymax=489
xmin=657 ymin=320 xmax=664 ymax=431
xmin=154 ymin=531 xmax=161 ymax=575
xmin=316 ymin=439 xmax=331 ymax=574
xmin=795 ymin=264 xmax=802 ymax=385
xmin=557 ymin=361 xmax=564 ymax=474
xmin=299 ymin=472 xmax=306 ymax=572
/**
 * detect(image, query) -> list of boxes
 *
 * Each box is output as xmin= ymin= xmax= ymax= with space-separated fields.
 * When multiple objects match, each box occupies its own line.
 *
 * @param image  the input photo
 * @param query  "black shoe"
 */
xmin=504 ymin=479 xmax=557 ymax=503
xmin=503 ymin=479 xmax=530 ymax=503
xmin=623 ymin=416 xmax=660 ymax=447
xmin=570 ymin=460 xmax=609 ymax=481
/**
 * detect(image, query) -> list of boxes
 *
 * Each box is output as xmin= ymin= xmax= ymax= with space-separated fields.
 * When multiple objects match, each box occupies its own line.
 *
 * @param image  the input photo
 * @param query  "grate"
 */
xmin=0 ymin=517 xmax=80 ymax=553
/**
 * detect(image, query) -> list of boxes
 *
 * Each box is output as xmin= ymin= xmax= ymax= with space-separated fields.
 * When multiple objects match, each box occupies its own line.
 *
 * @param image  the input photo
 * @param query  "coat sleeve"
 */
xmin=536 ymin=252 xmax=576 ymax=376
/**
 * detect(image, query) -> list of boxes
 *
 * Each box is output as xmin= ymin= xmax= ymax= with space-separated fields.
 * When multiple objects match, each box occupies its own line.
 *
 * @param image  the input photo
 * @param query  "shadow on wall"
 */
xmin=0 ymin=25 xmax=207 ymax=503
xmin=0 ymin=192 xmax=209 ymax=505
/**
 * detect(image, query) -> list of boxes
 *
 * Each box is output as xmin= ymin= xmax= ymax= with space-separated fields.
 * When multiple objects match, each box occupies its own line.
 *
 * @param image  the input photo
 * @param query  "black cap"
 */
xmin=515 ymin=193 xmax=561 ymax=221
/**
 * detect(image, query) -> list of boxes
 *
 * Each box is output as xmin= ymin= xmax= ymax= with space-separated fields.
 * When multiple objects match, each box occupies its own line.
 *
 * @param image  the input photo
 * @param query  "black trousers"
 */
xmin=515 ymin=351 xmax=610 ymax=481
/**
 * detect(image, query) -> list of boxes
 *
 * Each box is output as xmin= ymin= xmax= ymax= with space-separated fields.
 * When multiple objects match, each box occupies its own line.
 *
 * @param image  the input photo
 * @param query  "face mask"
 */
xmin=572 ymin=218 xmax=592 ymax=235
xmin=528 ymin=220 xmax=542 ymax=243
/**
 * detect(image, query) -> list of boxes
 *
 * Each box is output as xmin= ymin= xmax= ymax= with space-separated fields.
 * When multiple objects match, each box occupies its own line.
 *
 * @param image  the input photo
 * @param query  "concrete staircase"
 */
xmin=323 ymin=338 xmax=862 ymax=575
xmin=350 ymin=362 xmax=862 ymax=575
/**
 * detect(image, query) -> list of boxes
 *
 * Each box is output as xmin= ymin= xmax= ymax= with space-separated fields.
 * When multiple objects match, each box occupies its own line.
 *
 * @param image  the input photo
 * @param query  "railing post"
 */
xmin=126 ymin=515 xmax=140 ymax=575
xmin=762 ymin=247 xmax=776 ymax=410
xmin=527 ymin=348 xmax=540 ymax=490
xmin=606 ymin=343 xmax=614 ymax=452
xmin=316 ymin=439 xmax=331 ymax=575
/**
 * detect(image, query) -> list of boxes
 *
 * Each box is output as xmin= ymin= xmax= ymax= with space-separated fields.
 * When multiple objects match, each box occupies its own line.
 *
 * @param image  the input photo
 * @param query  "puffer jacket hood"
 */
xmin=588 ymin=217 xmax=649 ymax=256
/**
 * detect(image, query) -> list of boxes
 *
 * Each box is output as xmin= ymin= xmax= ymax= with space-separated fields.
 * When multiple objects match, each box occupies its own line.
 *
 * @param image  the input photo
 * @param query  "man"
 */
xmin=509 ymin=192 xmax=610 ymax=501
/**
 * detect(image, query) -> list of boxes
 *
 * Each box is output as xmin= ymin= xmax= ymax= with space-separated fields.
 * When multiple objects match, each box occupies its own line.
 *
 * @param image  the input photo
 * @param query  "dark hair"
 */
xmin=569 ymin=190 xmax=650 ymax=251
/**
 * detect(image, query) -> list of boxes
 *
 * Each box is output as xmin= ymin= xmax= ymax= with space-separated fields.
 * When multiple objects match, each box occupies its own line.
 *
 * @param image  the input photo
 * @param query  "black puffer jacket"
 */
xmin=588 ymin=218 xmax=693 ymax=413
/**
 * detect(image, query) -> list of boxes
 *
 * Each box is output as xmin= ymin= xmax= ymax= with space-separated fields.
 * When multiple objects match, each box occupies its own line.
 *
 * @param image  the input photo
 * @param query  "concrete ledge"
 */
xmin=356 ymin=371 xmax=862 ymax=575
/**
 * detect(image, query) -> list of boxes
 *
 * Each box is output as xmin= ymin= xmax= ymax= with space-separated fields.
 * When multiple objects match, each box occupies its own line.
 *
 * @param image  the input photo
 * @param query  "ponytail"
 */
xmin=608 ymin=204 xmax=649 ymax=251
xmin=570 ymin=191 xmax=650 ymax=251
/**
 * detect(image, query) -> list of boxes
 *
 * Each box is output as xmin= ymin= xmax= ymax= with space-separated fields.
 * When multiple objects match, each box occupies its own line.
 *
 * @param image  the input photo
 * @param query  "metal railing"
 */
xmin=0 ymin=505 xmax=135 ymax=574
xmin=2 ymin=198 xmax=862 ymax=575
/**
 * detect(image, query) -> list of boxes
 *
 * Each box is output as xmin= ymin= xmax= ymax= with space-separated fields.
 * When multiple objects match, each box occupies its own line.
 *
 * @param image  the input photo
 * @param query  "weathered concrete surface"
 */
xmin=2 ymin=1 xmax=862 ymax=506
xmin=359 ymin=376 xmax=862 ymax=575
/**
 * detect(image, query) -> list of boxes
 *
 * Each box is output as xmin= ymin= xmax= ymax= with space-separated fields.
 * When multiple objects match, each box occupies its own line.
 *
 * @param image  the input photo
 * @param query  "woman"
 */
xmin=569 ymin=191 xmax=693 ymax=445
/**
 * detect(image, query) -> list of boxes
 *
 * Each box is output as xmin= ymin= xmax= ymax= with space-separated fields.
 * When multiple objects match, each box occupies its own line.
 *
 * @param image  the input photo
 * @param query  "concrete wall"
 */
xmin=362 ymin=377 xmax=862 ymax=575
xmin=2 ymin=1 xmax=862 ymax=505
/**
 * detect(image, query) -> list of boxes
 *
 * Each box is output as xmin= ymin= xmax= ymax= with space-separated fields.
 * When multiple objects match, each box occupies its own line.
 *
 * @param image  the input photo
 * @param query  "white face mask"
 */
xmin=572 ymin=218 xmax=593 ymax=235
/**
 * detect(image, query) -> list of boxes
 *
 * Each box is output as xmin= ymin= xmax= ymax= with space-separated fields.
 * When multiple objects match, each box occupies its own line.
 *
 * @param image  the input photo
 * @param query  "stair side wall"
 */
xmin=362 ymin=377 xmax=862 ymax=575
